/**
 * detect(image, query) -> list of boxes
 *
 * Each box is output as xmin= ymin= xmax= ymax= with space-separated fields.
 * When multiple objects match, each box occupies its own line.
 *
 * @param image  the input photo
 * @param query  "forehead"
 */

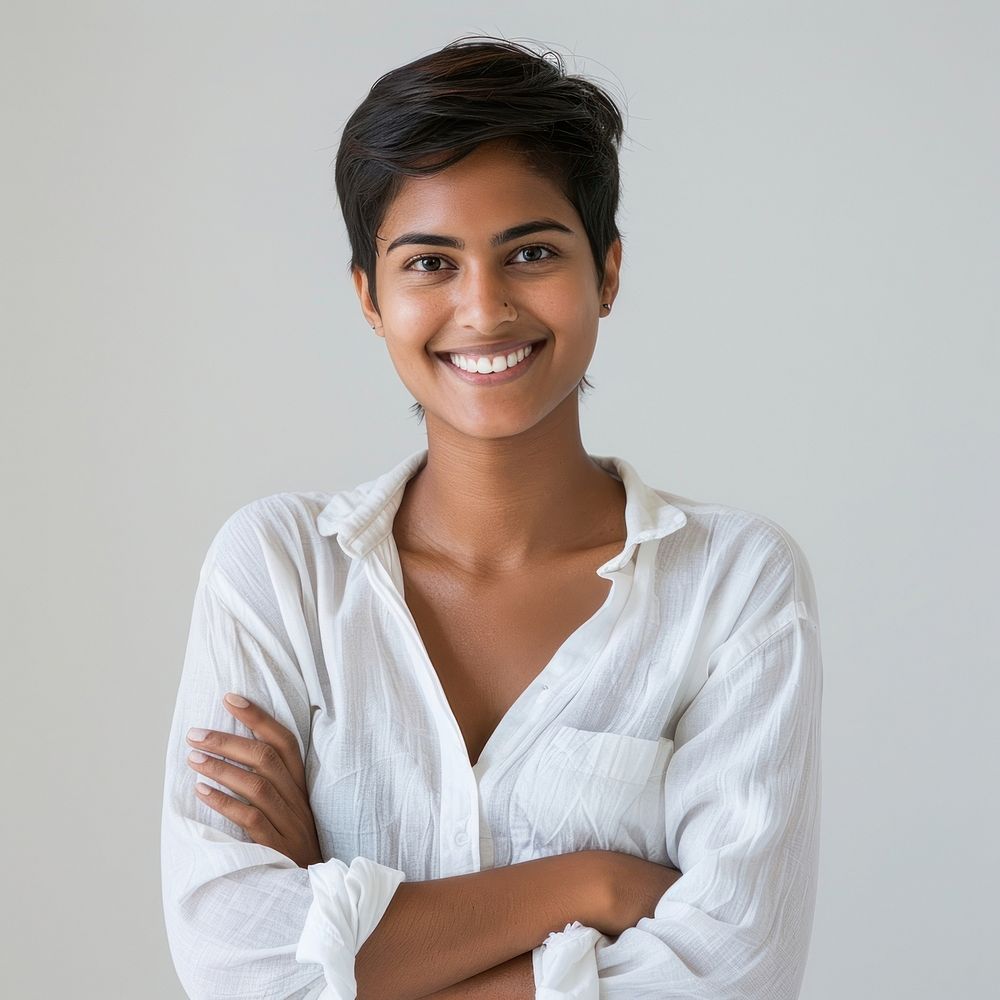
xmin=379 ymin=141 xmax=572 ymax=235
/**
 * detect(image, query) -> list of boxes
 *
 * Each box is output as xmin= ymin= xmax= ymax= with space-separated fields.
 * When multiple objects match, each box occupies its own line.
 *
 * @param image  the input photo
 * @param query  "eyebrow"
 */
xmin=383 ymin=218 xmax=575 ymax=255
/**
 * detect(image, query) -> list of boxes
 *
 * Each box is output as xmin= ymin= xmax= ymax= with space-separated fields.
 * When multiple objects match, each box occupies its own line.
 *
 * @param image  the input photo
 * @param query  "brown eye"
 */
xmin=406 ymin=255 xmax=448 ymax=272
xmin=514 ymin=245 xmax=557 ymax=263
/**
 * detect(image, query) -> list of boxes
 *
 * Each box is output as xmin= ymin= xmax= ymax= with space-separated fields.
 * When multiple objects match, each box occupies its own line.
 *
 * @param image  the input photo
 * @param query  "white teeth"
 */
xmin=448 ymin=343 xmax=535 ymax=374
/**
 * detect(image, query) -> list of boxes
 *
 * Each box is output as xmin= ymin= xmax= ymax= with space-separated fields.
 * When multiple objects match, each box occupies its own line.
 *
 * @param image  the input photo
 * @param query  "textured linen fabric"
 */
xmin=160 ymin=446 xmax=823 ymax=999
xmin=533 ymin=921 xmax=604 ymax=999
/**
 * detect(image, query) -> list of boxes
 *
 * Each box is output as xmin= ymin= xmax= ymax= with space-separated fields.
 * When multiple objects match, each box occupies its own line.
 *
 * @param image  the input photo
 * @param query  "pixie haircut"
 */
xmin=334 ymin=35 xmax=626 ymax=421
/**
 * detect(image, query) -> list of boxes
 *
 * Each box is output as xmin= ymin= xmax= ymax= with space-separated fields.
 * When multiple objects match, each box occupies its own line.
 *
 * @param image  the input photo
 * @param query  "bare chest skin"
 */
xmin=396 ymin=541 xmax=624 ymax=768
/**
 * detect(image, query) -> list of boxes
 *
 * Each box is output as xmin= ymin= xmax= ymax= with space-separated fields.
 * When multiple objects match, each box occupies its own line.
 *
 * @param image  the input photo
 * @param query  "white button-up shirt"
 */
xmin=161 ymin=447 xmax=823 ymax=999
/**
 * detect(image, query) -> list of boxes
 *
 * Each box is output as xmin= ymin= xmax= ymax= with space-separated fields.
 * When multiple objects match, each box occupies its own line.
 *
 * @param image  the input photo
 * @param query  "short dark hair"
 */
xmin=334 ymin=35 xmax=626 ymax=422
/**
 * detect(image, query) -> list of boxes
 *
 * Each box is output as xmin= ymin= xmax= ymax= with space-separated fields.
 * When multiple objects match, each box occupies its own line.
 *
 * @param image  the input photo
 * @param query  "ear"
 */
xmin=600 ymin=237 xmax=622 ymax=310
xmin=352 ymin=266 xmax=383 ymax=336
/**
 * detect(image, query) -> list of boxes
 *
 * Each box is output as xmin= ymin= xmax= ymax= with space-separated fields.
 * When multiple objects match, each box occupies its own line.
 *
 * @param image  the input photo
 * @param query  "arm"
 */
xmin=414 ymin=953 xmax=535 ymax=999
xmin=537 ymin=603 xmax=823 ymax=999
xmin=412 ymin=860 xmax=684 ymax=1000
xmin=353 ymin=852 xmax=607 ymax=999
xmin=162 ymin=568 xmax=396 ymax=999
xmin=183 ymin=697 xmax=626 ymax=1000
xmin=163 ymin=538 xmax=615 ymax=1000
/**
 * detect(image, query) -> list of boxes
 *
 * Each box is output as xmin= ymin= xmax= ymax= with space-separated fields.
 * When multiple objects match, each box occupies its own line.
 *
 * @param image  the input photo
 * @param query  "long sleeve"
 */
xmin=533 ymin=540 xmax=823 ymax=999
xmin=161 ymin=556 xmax=406 ymax=1000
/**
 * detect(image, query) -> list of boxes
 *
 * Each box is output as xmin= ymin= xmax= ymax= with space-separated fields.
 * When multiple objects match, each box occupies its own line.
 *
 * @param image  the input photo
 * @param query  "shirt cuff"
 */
xmin=295 ymin=855 xmax=407 ymax=999
xmin=532 ymin=920 xmax=603 ymax=1000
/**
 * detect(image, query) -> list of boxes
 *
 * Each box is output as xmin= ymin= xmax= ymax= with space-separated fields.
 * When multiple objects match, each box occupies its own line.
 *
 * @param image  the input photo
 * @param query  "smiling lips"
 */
xmin=448 ymin=342 xmax=534 ymax=374
xmin=438 ymin=339 xmax=545 ymax=384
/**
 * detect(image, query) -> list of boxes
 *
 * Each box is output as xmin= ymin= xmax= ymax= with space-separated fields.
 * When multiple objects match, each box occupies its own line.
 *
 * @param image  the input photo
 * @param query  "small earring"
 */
xmin=601 ymin=303 xmax=611 ymax=313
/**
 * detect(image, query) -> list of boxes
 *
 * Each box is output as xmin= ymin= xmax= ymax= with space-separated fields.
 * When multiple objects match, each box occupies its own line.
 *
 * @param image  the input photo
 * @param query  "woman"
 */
xmin=161 ymin=36 xmax=823 ymax=1000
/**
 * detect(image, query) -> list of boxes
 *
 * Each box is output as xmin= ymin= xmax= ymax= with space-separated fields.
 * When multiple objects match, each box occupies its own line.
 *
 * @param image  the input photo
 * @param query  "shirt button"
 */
xmin=455 ymin=831 xmax=469 ymax=846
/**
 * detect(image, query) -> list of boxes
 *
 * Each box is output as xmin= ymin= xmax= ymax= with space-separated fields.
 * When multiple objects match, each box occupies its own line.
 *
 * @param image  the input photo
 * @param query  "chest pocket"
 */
xmin=508 ymin=725 xmax=674 ymax=864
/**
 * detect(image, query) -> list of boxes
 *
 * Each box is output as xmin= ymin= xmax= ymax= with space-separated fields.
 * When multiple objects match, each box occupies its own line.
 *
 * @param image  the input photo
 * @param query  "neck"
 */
xmin=393 ymin=395 xmax=626 ymax=575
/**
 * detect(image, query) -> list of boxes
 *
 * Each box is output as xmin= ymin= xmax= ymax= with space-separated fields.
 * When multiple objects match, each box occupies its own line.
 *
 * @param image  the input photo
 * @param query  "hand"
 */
xmin=186 ymin=692 xmax=323 ymax=869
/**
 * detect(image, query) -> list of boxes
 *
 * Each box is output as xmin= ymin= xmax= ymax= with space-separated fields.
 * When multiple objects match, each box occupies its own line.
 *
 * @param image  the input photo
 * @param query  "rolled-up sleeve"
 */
xmin=534 ymin=598 xmax=823 ymax=999
xmin=161 ymin=564 xmax=406 ymax=1000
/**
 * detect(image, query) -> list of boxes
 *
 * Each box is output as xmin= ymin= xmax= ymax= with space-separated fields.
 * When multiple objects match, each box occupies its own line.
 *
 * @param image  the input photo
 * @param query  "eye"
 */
xmin=403 ymin=254 xmax=453 ymax=273
xmin=512 ymin=244 xmax=557 ymax=264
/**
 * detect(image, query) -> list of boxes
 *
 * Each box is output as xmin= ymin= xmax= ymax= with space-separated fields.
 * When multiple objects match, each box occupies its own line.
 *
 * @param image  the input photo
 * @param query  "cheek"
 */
xmin=543 ymin=293 xmax=600 ymax=356
xmin=537 ymin=278 xmax=596 ymax=323
xmin=380 ymin=287 xmax=446 ymax=342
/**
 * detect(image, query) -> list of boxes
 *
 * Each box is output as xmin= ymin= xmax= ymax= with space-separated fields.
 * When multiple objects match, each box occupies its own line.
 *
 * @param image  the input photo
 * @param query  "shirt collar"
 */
xmin=316 ymin=447 xmax=687 ymax=571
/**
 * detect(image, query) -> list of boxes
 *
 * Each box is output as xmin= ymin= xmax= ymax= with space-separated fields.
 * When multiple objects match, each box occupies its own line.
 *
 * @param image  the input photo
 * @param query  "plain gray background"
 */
xmin=3 ymin=2 xmax=997 ymax=997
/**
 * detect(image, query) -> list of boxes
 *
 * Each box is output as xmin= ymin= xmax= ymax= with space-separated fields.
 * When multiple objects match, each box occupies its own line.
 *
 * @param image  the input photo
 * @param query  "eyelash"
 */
xmin=402 ymin=244 xmax=559 ymax=272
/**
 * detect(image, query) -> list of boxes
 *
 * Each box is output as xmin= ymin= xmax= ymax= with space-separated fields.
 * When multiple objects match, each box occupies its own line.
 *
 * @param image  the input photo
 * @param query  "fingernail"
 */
xmin=188 ymin=750 xmax=208 ymax=763
xmin=187 ymin=727 xmax=209 ymax=741
xmin=225 ymin=693 xmax=250 ymax=708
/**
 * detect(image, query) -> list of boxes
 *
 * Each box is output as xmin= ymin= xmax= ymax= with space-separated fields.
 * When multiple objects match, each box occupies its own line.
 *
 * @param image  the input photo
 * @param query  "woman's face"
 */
xmin=353 ymin=139 xmax=621 ymax=440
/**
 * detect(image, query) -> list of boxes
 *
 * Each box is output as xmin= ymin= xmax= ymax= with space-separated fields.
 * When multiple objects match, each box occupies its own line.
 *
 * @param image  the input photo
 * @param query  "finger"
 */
xmin=186 ymin=728 xmax=310 ymax=828
xmin=193 ymin=780 xmax=285 ymax=848
xmin=220 ymin=693 xmax=306 ymax=784
xmin=185 ymin=728 xmax=263 ymax=766
xmin=188 ymin=750 xmax=300 ymax=837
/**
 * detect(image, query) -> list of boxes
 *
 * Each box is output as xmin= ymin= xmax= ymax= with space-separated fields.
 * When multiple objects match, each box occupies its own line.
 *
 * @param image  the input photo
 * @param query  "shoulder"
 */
xmin=197 ymin=491 xmax=338 ymax=606
xmin=653 ymin=488 xmax=820 ymax=635
xmin=658 ymin=487 xmax=812 ymax=570
xmin=203 ymin=491 xmax=332 ymax=566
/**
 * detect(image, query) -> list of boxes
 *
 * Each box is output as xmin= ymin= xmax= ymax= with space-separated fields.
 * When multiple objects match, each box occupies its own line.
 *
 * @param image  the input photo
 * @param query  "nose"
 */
xmin=451 ymin=263 xmax=516 ymax=334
